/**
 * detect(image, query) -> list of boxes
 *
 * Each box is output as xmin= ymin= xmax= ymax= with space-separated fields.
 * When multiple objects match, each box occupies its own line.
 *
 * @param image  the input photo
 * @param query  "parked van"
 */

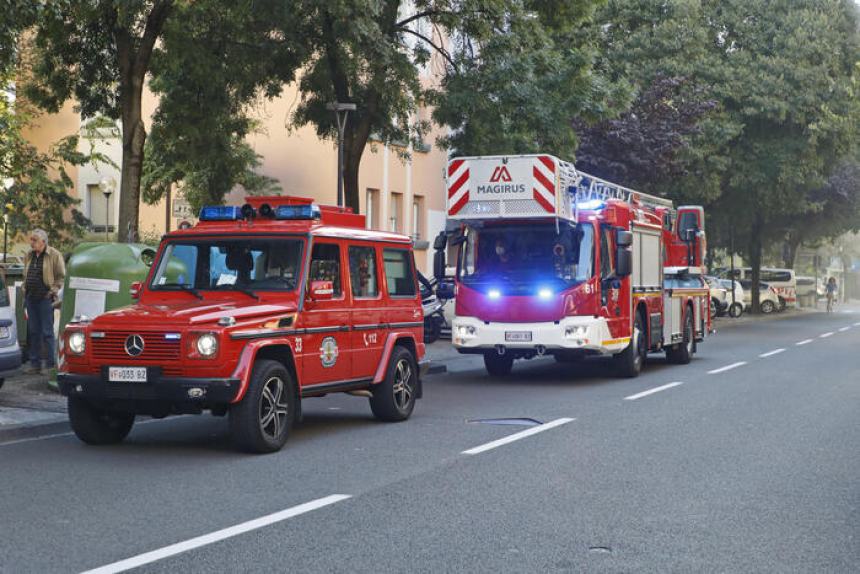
xmin=720 ymin=268 xmax=797 ymax=310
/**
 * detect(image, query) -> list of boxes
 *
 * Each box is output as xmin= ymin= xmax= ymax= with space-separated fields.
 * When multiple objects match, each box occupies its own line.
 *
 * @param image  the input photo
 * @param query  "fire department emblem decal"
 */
xmin=320 ymin=337 xmax=339 ymax=368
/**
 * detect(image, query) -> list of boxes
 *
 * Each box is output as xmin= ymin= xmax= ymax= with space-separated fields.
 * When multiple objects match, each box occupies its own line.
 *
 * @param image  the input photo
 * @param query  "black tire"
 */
xmin=484 ymin=352 xmax=514 ymax=376
xmin=424 ymin=318 xmax=441 ymax=344
xmin=666 ymin=308 xmax=694 ymax=365
xmin=729 ymin=302 xmax=743 ymax=318
xmin=370 ymin=346 xmax=417 ymax=422
xmin=68 ymin=397 xmax=135 ymax=445
xmin=230 ymin=359 xmax=296 ymax=453
xmin=761 ymin=299 xmax=776 ymax=314
xmin=0 ymin=377 xmax=4 ymax=390
xmin=710 ymin=298 xmax=718 ymax=318
xmin=615 ymin=312 xmax=646 ymax=378
xmin=777 ymin=297 xmax=786 ymax=311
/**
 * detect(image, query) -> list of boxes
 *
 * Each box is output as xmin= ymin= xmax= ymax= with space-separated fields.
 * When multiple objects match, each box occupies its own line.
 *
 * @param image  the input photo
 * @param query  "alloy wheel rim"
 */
xmin=392 ymin=359 xmax=414 ymax=410
xmin=259 ymin=376 xmax=289 ymax=440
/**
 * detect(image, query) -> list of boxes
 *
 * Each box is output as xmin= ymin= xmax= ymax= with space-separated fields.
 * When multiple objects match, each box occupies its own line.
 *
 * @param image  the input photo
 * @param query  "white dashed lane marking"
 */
xmin=820 ymin=332 xmax=834 ymax=338
xmin=759 ymin=348 xmax=785 ymax=358
xmin=838 ymin=327 xmax=851 ymax=332
xmin=707 ymin=361 xmax=747 ymax=375
xmin=462 ymin=418 xmax=574 ymax=455
xmin=624 ymin=382 xmax=683 ymax=401
xmin=796 ymin=339 xmax=814 ymax=346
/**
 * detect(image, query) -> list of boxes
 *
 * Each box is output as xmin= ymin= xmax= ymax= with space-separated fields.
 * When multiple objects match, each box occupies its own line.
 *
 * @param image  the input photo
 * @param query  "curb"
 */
xmin=0 ymin=419 xmax=71 ymax=445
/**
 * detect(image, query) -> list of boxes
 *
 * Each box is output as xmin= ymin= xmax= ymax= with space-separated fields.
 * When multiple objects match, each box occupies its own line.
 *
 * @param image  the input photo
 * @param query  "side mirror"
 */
xmin=130 ymin=281 xmax=143 ymax=300
xmin=616 ymin=248 xmax=632 ymax=277
xmin=433 ymin=250 xmax=446 ymax=281
xmin=309 ymin=280 xmax=334 ymax=301
xmin=433 ymin=231 xmax=448 ymax=251
xmin=436 ymin=279 xmax=455 ymax=301
xmin=616 ymin=230 xmax=633 ymax=248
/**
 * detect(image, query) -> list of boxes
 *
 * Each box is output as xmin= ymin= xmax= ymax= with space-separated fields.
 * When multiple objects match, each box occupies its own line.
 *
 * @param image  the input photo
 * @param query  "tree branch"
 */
xmin=395 ymin=9 xmax=452 ymax=29
xmin=400 ymin=28 xmax=456 ymax=70
xmin=133 ymin=0 xmax=174 ymax=80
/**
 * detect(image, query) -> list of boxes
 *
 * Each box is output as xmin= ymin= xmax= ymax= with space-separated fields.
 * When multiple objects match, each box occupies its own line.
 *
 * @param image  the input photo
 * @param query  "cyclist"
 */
xmin=825 ymin=277 xmax=838 ymax=312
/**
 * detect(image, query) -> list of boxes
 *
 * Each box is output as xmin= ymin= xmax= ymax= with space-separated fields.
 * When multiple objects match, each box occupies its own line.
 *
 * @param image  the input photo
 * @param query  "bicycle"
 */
xmin=826 ymin=292 xmax=836 ymax=313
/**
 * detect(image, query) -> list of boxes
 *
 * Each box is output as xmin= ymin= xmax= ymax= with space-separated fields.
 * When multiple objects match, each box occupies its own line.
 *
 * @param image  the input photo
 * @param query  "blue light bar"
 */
xmin=199 ymin=206 xmax=242 ymax=221
xmin=575 ymin=199 xmax=605 ymax=211
xmin=275 ymin=204 xmax=321 ymax=220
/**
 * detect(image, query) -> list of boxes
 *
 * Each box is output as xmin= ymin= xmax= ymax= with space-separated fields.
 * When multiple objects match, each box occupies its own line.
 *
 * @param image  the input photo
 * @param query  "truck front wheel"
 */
xmin=484 ymin=352 xmax=514 ymax=376
xmin=615 ymin=313 xmax=646 ymax=378
xmin=68 ymin=397 xmax=135 ymax=445
xmin=230 ymin=360 xmax=296 ymax=454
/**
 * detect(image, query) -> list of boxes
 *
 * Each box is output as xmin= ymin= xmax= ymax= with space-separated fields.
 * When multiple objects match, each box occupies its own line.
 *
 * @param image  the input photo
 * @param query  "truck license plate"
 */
xmin=108 ymin=367 xmax=148 ymax=383
xmin=505 ymin=331 xmax=532 ymax=342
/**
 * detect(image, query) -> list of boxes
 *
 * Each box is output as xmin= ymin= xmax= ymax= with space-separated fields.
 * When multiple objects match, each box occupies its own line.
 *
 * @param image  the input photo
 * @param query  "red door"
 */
xmin=300 ymin=240 xmax=352 ymax=386
xmin=346 ymin=243 xmax=386 ymax=379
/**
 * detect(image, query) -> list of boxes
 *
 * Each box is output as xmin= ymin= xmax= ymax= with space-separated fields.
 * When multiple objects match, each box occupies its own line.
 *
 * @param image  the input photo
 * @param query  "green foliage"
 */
xmin=142 ymin=0 xmax=304 ymax=211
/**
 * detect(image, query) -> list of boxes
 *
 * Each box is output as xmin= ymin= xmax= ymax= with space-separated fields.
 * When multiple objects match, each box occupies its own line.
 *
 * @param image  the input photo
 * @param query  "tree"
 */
xmin=24 ymin=0 xmax=174 ymax=242
xmin=142 ymin=0 xmax=305 ymax=212
xmin=289 ymin=1 xmax=616 ymax=212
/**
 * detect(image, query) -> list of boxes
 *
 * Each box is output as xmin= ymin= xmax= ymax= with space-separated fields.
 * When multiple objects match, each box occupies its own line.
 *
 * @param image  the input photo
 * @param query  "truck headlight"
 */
xmin=68 ymin=331 xmax=86 ymax=355
xmin=195 ymin=333 xmax=218 ymax=357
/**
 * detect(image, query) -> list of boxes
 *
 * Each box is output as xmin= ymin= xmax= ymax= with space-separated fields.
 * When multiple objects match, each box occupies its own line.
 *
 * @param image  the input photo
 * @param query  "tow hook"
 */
xmin=496 ymin=345 xmax=506 ymax=356
xmin=536 ymin=345 xmax=546 ymax=356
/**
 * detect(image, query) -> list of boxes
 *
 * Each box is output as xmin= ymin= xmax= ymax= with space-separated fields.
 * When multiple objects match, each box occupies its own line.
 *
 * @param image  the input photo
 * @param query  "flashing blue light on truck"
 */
xmin=575 ymin=199 xmax=605 ymax=210
xmin=199 ymin=206 xmax=243 ymax=221
xmin=538 ymin=288 xmax=553 ymax=299
xmin=488 ymin=289 xmax=501 ymax=300
xmin=275 ymin=204 xmax=321 ymax=220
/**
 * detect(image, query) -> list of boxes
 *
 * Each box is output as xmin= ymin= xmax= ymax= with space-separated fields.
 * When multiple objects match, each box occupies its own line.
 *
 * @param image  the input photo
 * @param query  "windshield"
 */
xmin=458 ymin=222 xmax=594 ymax=291
xmin=150 ymin=238 xmax=304 ymax=292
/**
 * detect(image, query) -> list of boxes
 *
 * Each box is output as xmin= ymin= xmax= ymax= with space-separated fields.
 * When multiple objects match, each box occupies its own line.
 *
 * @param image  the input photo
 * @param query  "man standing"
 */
xmin=22 ymin=229 xmax=65 ymax=374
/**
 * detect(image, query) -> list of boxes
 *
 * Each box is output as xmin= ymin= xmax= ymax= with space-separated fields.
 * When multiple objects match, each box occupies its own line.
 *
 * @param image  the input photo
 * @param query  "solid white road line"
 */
xmin=820 ymin=332 xmax=834 ymax=338
xmin=81 ymin=495 xmax=352 ymax=574
xmin=796 ymin=339 xmax=814 ymax=346
xmin=624 ymin=382 xmax=683 ymax=401
xmin=462 ymin=418 xmax=574 ymax=455
xmin=759 ymin=348 xmax=786 ymax=358
xmin=707 ymin=361 xmax=747 ymax=375
xmin=838 ymin=327 xmax=851 ymax=332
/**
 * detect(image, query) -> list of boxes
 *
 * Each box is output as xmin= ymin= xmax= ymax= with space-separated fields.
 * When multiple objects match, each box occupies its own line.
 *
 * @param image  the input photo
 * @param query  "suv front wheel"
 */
xmin=68 ymin=397 xmax=135 ymax=445
xmin=370 ymin=346 xmax=417 ymax=422
xmin=230 ymin=360 xmax=296 ymax=453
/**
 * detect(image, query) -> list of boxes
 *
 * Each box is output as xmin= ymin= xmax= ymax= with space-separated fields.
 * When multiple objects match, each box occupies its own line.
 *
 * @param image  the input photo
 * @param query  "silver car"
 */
xmin=0 ymin=273 xmax=23 ymax=388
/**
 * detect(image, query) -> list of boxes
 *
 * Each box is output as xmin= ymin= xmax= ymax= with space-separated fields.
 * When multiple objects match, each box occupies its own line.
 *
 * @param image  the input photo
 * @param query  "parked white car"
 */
xmin=721 ymin=267 xmax=797 ymax=310
xmin=0 ymin=272 xmax=23 ymax=388
xmin=704 ymin=276 xmax=728 ymax=317
xmin=737 ymin=280 xmax=781 ymax=314
xmin=717 ymin=279 xmax=745 ymax=318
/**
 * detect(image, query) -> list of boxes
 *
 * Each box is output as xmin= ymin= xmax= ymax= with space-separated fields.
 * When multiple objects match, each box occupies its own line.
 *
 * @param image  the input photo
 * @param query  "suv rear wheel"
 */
xmin=230 ymin=360 xmax=296 ymax=453
xmin=68 ymin=397 xmax=135 ymax=445
xmin=370 ymin=346 xmax=417 ymax=422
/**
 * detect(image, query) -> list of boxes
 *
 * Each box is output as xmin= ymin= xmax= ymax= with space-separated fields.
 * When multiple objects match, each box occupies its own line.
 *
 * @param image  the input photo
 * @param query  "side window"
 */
xmin=600 ymin=227 xmax=614 ymax=279
xmin=677 ymin=211 xmax=698 ymax=240
xmin=348 ymin=246 xmax=379 ymax=298
xmin=383 ymin=248 xmax=417 ymax=297
xmin=309 ymin=243 xmax=343 ymax=297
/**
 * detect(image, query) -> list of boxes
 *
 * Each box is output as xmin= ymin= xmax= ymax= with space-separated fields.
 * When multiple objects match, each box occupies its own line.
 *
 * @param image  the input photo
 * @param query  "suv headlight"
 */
xmin=195 ymin=333 xmax=218 ymax=357
xmin=68 ymin=331 xmax=86 ymax=355
xmin=456 ymin=325 xmax=476 ymax=338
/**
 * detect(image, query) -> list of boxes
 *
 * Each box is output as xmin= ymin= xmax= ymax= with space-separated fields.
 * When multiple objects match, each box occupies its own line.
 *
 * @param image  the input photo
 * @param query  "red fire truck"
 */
xmin=434 ymin=154 xmax=710 ymax=377
xmin=59 ymin=196 xmax=427 ymax=453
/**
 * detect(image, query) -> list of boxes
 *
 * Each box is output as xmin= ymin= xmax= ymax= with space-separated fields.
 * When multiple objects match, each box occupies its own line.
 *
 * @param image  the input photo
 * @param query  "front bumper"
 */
xmin=451 ymin=316 xmax=628 ymax=355
xmin=58 ymin=371 xmax=241 ymax=405
xmin=0 ymin=346 xmax=22 ymax=377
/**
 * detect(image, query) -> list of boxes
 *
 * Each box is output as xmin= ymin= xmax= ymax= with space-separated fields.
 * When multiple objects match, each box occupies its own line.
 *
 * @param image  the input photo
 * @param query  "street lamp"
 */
xmin=99 ymin=177 xmax=116 ymax=242
xmin=326 ymin=102 xmax=357 ymax=208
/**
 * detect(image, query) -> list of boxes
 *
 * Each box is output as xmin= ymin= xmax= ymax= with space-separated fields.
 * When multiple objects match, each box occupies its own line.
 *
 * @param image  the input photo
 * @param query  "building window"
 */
xmin=412 ymin=196 xmax=424 ymax=241
xmin=390 ymin=192 xmax=403 ymax=233
xmin=366 ymin=188 xmax=380 ymax=230
xmin=87 ymin=184 xmax=114 ymax=232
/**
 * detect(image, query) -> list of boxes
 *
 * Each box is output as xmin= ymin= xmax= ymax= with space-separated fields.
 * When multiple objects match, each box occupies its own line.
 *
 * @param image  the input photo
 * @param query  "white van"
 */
xmin=720 ymin=268 xmax=797 ymax=310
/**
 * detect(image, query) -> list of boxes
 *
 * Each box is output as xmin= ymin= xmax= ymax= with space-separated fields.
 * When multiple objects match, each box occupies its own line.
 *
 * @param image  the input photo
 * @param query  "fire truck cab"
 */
xmin=436 ymin=154 xmax=710 ymax=377
xmin=59 ymin=196 xmax=427 ymax=453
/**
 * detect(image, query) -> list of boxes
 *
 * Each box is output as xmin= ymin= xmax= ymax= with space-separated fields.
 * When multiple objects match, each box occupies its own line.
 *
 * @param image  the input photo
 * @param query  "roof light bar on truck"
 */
xmin=275 ymin=204 xmax=321 ymax=220
xmin=199 ymin=206 xmax=243 ymax=221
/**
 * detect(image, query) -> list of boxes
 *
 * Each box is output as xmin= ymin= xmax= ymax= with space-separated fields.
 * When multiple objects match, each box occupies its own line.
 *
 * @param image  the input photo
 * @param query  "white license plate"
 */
xmin=108 ymin=367 xmax=148 ymax=383
xmin=505 ymin=331 xmax=532 ymax=342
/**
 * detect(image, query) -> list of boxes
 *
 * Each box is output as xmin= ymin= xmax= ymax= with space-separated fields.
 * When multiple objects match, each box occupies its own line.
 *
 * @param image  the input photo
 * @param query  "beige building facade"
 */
xmin=22 ymin=81 xmax=449 ymax=272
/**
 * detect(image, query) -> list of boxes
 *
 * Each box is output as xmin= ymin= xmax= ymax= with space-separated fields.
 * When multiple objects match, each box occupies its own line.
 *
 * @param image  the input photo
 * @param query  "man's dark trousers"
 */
xmin=25 ymin=296 xmax=55 ymax=369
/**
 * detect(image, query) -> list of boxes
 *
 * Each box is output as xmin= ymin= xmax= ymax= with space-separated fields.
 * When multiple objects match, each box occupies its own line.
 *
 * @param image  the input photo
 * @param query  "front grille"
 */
xmin=91 ymin=331 xmax=181 ymax=363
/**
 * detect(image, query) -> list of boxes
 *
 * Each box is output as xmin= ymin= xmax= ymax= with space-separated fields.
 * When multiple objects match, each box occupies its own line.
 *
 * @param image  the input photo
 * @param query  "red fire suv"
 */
xmin=58 ymin=196 xmax=428 ymax=453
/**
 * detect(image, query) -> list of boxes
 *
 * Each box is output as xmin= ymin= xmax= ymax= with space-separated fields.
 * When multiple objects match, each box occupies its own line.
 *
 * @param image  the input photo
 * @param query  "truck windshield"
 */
xmin=150 ymin=238 xmax=304 ymax=293
xmin=458 ymin=222 xmax=594 ymax=290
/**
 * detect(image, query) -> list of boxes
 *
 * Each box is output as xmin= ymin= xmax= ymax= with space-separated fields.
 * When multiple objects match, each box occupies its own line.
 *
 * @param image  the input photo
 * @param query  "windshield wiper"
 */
xmin=232 ymin=286 xmax=260 ymax=300
xmin=160 ymin=283 xmax=204 ymax=300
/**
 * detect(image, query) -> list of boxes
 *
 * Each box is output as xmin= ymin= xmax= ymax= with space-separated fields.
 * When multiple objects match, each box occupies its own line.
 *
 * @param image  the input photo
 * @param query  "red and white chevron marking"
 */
xmin=532 ymin=155 xmax=556 ymax=213
xmin=447 ymin=159 xmax=470 ymax=216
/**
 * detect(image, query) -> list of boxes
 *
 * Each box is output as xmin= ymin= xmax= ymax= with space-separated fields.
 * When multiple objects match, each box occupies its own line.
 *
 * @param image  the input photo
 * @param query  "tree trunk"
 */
xmin=118 ymin=108 xmax=145 ymax=243
xmin=749 ymin=214 xmax=764 ymax=314
xmin=782 ymin=234 xmax=801 ymax=269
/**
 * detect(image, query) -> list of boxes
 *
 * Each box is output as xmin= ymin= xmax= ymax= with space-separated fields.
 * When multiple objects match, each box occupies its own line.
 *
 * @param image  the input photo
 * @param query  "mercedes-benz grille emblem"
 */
xmin=124 ymin=334 xmax=145 ymax=357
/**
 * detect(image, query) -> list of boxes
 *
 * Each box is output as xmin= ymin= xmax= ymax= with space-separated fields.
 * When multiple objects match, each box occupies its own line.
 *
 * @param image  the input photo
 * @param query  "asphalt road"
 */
xmin=1 ymin=307 xmax=859 ymax=573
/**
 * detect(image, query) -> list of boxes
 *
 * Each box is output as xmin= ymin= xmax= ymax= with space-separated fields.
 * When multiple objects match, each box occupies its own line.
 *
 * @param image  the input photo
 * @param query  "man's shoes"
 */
xmin=22 ymin=365 xmax=42 ymax=375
